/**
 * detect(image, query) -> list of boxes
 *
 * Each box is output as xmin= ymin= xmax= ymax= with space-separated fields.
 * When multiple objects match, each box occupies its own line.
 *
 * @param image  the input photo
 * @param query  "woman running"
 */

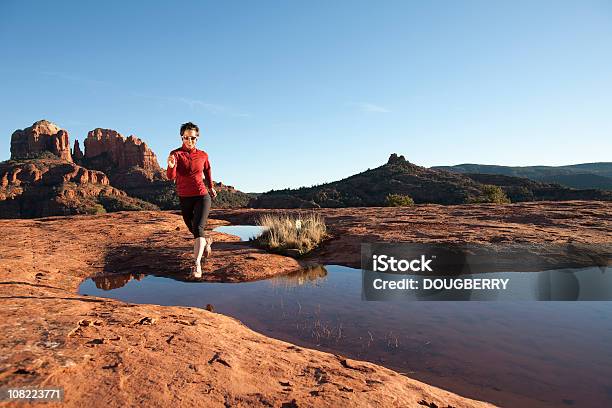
xmin=166 ymin=122 xmax=217 ymax=278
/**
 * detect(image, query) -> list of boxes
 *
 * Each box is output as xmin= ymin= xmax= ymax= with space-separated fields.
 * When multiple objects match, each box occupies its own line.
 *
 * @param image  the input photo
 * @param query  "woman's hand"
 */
xmin=167 ymin=154 xmax=176 ymax=169
xmin=210 ymin=187 xmax=217 ymax=198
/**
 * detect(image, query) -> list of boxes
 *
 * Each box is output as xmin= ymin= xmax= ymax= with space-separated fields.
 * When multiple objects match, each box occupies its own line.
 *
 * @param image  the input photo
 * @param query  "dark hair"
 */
xmin=180 ymin=122 xmax=199 ymax=136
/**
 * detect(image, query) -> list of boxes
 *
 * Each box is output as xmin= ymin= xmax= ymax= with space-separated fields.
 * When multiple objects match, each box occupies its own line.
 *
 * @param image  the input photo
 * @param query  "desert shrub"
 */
xmin=467 ymin=185 xmax=511 ymax=204
xmin=385 ymin=193 xmax=415 ymax=207
xmin=252 ymin=212 xmax=327 ymax=257
xmin=482 ymin=184 xmax=511 ymax=204
xmin=84 ymin=203 xmax=107 ymax=215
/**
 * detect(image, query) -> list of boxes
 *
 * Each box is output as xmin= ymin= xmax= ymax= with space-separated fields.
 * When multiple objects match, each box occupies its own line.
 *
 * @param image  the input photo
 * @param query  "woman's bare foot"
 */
xmin=204 ymin=236 xmax=213 ymax=258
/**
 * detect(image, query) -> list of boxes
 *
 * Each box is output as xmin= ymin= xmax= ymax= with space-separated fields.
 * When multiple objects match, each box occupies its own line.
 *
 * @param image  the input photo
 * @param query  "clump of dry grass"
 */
xmin=253 ymin=212 xmax=327 ymax=256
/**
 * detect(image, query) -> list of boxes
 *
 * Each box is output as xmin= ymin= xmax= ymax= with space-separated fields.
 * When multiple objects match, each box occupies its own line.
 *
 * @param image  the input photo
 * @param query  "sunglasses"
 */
xmin=182 ymin=136 xmax=198 ymax=141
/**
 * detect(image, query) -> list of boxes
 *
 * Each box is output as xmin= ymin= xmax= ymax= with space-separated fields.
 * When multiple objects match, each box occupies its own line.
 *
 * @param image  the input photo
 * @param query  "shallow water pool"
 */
xmin=212 ymin=225 xmax=266 ymax=241
xmin=79 ymin=263 xmax=612 ymax=408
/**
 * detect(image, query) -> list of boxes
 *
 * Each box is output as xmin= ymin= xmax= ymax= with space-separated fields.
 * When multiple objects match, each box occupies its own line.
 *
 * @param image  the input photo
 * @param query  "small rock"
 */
xmin=176 ymin=319 xmax=189 ymax=325
xmin=280 ymin=399 xmax=298 ymax=408
xmin=136 ymin=316 xmax=156 ymax=325
xmin=208 ymin=352 xmax=231 ymax=367
xmin=78 ymin=319 xmax=103 ymax=327
xmin=102 ymin=361 xmax=121 ymax=370
xmin=14 ymin=368 xmax=37 ymax=375
xmin=417 ymin=400 xmax=439 ymax=408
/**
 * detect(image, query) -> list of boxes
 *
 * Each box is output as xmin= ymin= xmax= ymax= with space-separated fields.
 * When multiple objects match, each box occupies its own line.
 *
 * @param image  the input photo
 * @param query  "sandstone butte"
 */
xmin=10 ymin=120 xmax=73 ymax=162
xmin=9 ymin=119 xmax=165 ymax=181
xmin=1 ymin=201 xmax=611 ymax=407
xmin=83 ymin=128 xmax=164 ymax=176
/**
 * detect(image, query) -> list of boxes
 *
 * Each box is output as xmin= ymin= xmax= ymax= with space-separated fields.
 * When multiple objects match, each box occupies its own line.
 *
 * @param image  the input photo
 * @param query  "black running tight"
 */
xmin=179 ymin=194 xmax=211 ymax=238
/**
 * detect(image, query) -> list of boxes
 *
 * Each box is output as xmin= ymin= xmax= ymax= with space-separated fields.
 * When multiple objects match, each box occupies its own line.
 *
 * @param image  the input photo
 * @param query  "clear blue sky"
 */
xmin=1 ymin=1 xmax=611 ymax=192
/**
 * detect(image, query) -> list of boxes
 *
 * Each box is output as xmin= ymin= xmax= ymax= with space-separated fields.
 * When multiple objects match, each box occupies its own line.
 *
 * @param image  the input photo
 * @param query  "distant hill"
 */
xmin=540 ymin=174 xmax=612 ymax=191
xmin=248 ymin=154 xmax=612 ymax=208
xmin=462 ymin=173 xmax=611 ymax=202
xmin=433 ymin=163 xmax=612 ymax=190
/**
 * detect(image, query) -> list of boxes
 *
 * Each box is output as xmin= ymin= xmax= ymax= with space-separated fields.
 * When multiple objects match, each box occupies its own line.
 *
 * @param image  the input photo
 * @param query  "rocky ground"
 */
xmin=213 ymin=200 xmax=611 ymax=269
xmin=1 ymin=200 xmax=610 ymax=407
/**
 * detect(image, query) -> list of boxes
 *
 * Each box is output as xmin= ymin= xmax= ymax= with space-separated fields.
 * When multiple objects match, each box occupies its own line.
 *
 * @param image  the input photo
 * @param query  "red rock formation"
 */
xmin=66 ymin=166 xmax=110 ymax=185
xmin=72 ymin=139 xmax=84 ymax=162
xmin=84 ymin=128 xmax=162 ymax=174
xmin=3 ymin=164 xmax=42 ymax=186
xmin=0 ymin=159 xmax=156 ymax=218
xmin=10 ymin=120 xmax=73 ymax=161
xmin=215 ymin=181 xmax=236 ymax=192
xmin=0 ymin=161 xmax=109 ymax=189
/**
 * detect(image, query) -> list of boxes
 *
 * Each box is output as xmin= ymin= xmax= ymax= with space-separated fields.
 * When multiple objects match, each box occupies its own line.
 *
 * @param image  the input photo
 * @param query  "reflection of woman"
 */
xmin=166 ymin=122 xmax=217 ymax=278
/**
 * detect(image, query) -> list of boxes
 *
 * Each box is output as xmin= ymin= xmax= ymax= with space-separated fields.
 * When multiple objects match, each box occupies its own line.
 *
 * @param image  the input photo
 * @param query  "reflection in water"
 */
xmin=212 ymin=225 xmax=266 ymax=241
xmin=538 ymin=269 xmax=580 ymax=300
xmin=79 ymin=265 xmax=612 ymax=408
xmin=91 ymin=266 xmax=329 ymax=291
xmin=92 ymin=272 xmax=146 ymax=290
xmin=270 ymin=265 xmax=328 ymax=288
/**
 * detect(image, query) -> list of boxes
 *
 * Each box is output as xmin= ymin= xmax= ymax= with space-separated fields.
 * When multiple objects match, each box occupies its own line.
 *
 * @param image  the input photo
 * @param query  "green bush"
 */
xmin=84 ymin=203 xmax=107 ymax=215
xmin=385 ymin=193 xmax=415 ymax=207
xmin=482 ymin=185 xmax=511 ymax=204
xmin=467 ymin=185 xmax=511 ymax=204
